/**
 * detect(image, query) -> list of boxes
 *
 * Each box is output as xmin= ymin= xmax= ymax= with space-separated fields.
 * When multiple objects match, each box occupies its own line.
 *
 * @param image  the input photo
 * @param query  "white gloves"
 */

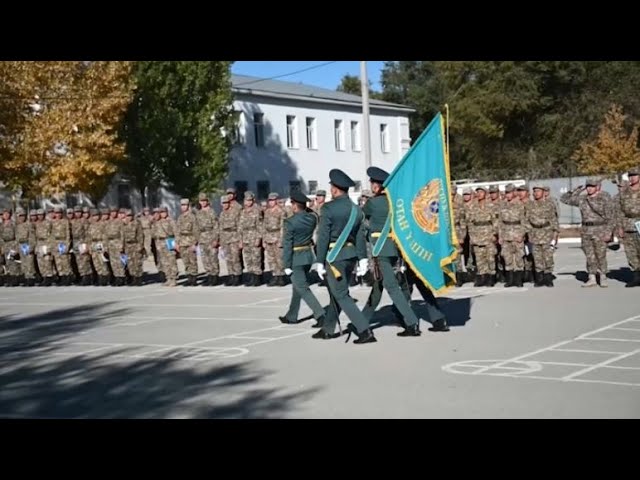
xmin=312 ymin=262 xmax=326 ymax=280
xmin=399 ymin=264 xmax=407 ymax=273
xmin=356 ymin=258 xmax=369 ymax=277
xmin=284 ymin=268 xmax=293 ymax=276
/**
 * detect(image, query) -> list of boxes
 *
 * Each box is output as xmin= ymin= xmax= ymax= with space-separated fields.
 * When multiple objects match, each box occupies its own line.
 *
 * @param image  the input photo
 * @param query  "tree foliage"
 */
xmin=572 ymin=104 xmax=640 ymax=176
xmin=121 ymin=61 xmax=235 ymax=201
xmin=0 ymin=61 xmax=134 ymax=199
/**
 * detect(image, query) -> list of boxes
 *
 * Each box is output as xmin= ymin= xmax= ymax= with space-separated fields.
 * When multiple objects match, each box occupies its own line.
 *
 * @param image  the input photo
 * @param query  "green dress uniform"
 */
xmin=360 ymin=167 xmax=421 ymax=336
xmin=279 ymin=192 xmax=326 ymax=324
xmin=313 ymin=169 xmax=375 ymax=344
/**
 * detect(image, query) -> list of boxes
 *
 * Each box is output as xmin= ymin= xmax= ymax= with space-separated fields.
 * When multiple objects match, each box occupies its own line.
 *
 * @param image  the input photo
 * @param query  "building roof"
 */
xmin=231 ymin=74 xmax=415 ymax=113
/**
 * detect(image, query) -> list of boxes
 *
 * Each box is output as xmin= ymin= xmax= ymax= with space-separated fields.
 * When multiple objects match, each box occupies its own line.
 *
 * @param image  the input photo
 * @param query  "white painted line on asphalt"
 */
xmin=562 ymin=349 xmax=640 ymax=381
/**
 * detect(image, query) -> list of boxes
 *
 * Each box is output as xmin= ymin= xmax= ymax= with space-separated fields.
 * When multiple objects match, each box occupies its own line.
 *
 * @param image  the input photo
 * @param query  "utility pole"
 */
xmin=360 ymin=61 xmax=372 ymax=187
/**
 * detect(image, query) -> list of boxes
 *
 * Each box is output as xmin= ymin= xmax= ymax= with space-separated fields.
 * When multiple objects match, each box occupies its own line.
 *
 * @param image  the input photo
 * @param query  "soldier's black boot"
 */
xmin=474 ymin=274 xmax=484 ymax=287
xmin=189 ymin=275 xmax=198 ymax=286
xmin=486 ymin=275 xmax=496 ymax=287
xmin=158 ymin=272 xmax=166 ymax=284
xmin=545 ymin=272 xmax=554 ymax=287
xmin=429 ymin=318 xmax=451 ymax=332
xmin=534 ymin=272 xmax=544 ymax=287
xmin=0 ymin=274 xmax=6 ymax=286
xmin=523 ymin=270 xmax=532 ymax=283
xmin=504 ymin=271 xmax=514 ymax=288
xmin=278 ymin=275 xmax=289 ymax=286
xmin=254 ymin=274 xmax=263 ymax=286
xmin=456 ymin=272 xmax=465 ymax=287
xmin=626 ymin=271 xmax=640 ymax=288
xmin=397 ymin=323 xmax=421 ymax=337
xmin=267 ymin=275 xmax=277 ymax=287
xmin=42 ymin=277 xmax=51 ymax=287
xmin=233 ymin=275 xmax=243 ymax=286
xmin=353 ymin=328 xmax=377 ymax=344
xmin=27 ymin=278 xmax=35 ymax=287
xmin=514 ymin=271 xmax=524 ymax=287
xmin=209 ymin=275 xmax=219 ymax=286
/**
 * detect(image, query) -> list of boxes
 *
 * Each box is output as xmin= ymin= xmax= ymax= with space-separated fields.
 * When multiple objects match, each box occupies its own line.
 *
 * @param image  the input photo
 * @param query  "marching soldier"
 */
xmin=156 ymin=206 xmax=178 ymax=287
xmin=35 ymin=209 xmax=54 ymax=286
xmin=312 ymin=169 xmax=374 ymax=344
xmin=517 ymin=184 xmax=535 ymax=283
xmin=360 ymin=167 xmax=422 ymax=337
xmin=461 ymin=187 xmax=476 ymax=281
xmin=219 ymin=196 xmax=242 ymax=286
xmin=278 ymin=198 xmax=293 ymax=219
xmin=105 ymin=208 xmax=126 ymax=286
xmin=51 ymin=206 xmax=72 ymax=286
xmin=498 ymin=184 xmax=527 ymax=287
xmin=526 ymin=184 xmax=559 ymax=287
xmin=278 ymin=191 xmax=326 ymax=325
xmin=561 ymin=178 xmax=615 ymax=287
xmin=195 ymin=193 xmax=220 ymax=286
xmin=239 ymin=191 xmax=263 ymax=286
xmin=263 ymin=193 xmax=286 ymax=287
xmin=489 ymin=185 xmax=505 ymax=283
xmin=72 ymin=205 xmax=92 ymax=285
xmin=615 ymin=168 xmax=640 ymax=287
xmin=452 ymin=184 xmax=466 ymax=286
xmin=88 ymin=209 xmax=109 ymax=286
xmin=18 ymin=210 xmax=38 ymax=286
xmin=123 ymin=209 xmax=144 ymax=286
xmin=463 ymin=186 xmax=498 ymax=286
xmin=176 ymin=198 xmax=200 ymax=286
xmin=139 ymin=207 xmax=154 ymax=262
xmin=1 ymin=208 xmax=20 ymax=286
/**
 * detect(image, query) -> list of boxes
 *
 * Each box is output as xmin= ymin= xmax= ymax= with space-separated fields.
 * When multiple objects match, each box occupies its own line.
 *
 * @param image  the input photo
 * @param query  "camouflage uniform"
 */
xmin=71 ymin=208 xmax=92 ymax=281
xmin=525 ymin=185 xmax=559 ymax=286
xmin=195 ymin=193 xmax=220 ymax=285
xmin=498 ymin=185 xmax=527 ymax=286
xmin=615 ymin=174 xmax=640 ymax=286
xmin=452 ymin=191 xmax=466 ymax=284
xmin=51 ymin=209 xmax=72 ymax=283
xmin=0 ymin=212 xmax=20 ymax=282
xmin=156 ymin=208 xmax=178 ymax=286
xmin=122 ymin=211 xmax=144 ymax=283
xmin=104 ymin=210 xmax=126 ymax=283
xmin=489 ymin=185 xmax=505 ymax=281
xmin=17 ymin=211 xmax=38 ymax=284
xmin=88 ymin=210 xmax=109 ymax=283
xmin=561 ymin=179 xmax=615 ymax=287
xmin=263 ymin=192 xmax=285 ymax=284
xmin=139 ymin=211 xmax=153 ymax=260
xmin=176 ymin=199 xmax=200 ymax=284
xmin=219 ymin=196 xmax=242 ymax=285
xmin=462 ymin=189 xmax=498 ymax=285
xmin=239 ymin=192 xmax=263 ymax=283
xmin=35 ymin=210 xmax=54 ymax=282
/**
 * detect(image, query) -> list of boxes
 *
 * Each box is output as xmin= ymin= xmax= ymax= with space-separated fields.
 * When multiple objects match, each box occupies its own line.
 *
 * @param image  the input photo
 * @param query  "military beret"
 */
xmin=516 ymin=183 xmax=528 ymax=191
xmin=100 ymin=208 xmax=110 ymax=215
xmin=73 ymin=206 xmax=82 ymax=212
xmin=462 ymin=188 xmax=472 ymax=195
xmin=244 ymin=191 xmax=255 ymax=200
xmin=268 ymin=192 xmax=279 ymax=200
xmin=29 ymin=209 xmax=38 ymax=216
xmin=504 ymin=183 xmax=516 ymax=193
xmin=15 ymin=207 xmax=26 ymax=215
xmin=290 ymin=191 xmax=310 ymax=205
xmin=36 ymin=209 xmax=45 ymax=215
xmin=118 ymin=208 xmax=127 ymax=214
xmin=66 ymin=208 xmax=74 ymax=214
xmin=543 ymin=186 xmax=550 ymax=192
xmin=489 ymin=185 xmax=499 ymax=193
xmin=82 ymin=206 xmax=89 ymax=213
xmin=109 ymin=206 xmax=118 ymax=212
xmin=53 ymin=206 xmax=63 ymax=213
xmin=220 ymin=196 xmax=230 ymax=204
xmin=617 ymin=179 xmax=629 ymax=188
xmin=160 ymin=206 xmax=168 ymax=212
xmin=475 ymin=186 xmax=487 ymax=192
xmin=180 ymin=198 xmax=190 ymax=206
xmin=367 ymin=166 xmax=390 ymax=184
xmin=90 ymin=208 xmax=99 ymax=216
xmin=198 ymin=193 xmax=209 ymax=201
xmin=329 ymin=168 xmax=356 ymax=190
xmin=0 ymin=207 xmax=7 ymax=214
xmin=143 ymin=206 xmax=150 ymax=212
xmin=530 ymin=183 xmax=544 ymax=190
xmin=315 ymin=190 xmax=326 ymax=197
xmin=46 ymin=207 xmax=54 ymax=213
xmin=226 ymin=187 xmax=236 ymax=194
xmin=628 ymin=167 xmax=639 ymax=176
xmin=586 ymin=178 xmax=599 ymax=187
xmin=125 ymin=209 xmax=133 ymax=217
xmin=152 ymin=208 xmax=160 ymax=213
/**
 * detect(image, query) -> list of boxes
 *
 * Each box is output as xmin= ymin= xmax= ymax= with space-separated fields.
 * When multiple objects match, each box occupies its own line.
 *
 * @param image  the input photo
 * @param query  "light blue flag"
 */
xmin=383 ymin=112 xmax=458 ymax=293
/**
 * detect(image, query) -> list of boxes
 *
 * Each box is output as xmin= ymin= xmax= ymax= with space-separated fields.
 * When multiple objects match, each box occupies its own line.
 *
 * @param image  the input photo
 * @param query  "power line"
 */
xmin=234 ymin=61 xmax=339 ymax=87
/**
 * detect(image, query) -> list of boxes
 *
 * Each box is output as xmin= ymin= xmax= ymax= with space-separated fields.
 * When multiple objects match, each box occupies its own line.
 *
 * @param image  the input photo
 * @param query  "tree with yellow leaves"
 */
xmin=0 ymin=61 xmax=134 ymax=200
xmin=572 ymin=104 xmax=640 ymax=176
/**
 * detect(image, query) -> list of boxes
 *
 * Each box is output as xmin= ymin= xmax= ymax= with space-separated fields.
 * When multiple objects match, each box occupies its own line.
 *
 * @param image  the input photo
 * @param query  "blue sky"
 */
xmin=231 ymin=61 xmax=386 ymax=92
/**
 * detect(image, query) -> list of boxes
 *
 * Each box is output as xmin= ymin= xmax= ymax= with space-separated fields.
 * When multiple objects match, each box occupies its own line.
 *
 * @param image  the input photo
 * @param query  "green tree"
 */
xmin=121 ymin=61 xmax=235 ymax=202
xmin=337 ymin=74 xmax=383 ymax=99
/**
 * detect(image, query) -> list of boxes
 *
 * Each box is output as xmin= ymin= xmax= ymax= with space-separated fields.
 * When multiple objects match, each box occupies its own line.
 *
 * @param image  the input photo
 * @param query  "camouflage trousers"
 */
xmin=264 ymin=242 xmax=283 ymax=276
xmin=501 ymin=240 xmax=525 ymax=271
xmin=108 ymin=246 xmax=126 ymax=278
xmin=53 ymin=252 xmax=72 ymax=276
xmin=160 ymin=244 xmax=178 ymax=280
xmin=143 ymin=230 xmax=152 ymax=259
xmin=472 ymin=243 xmax=497 ymax=275
xmin=91 ymin=250 xmax=110 ymax=276
xmin=581 ymin=231 xmax=608 ymax=274
xmin=75 ymin=251 xmax=93 ymax=276
xmin=21 ymin=254 xmax=37 ymax=279
xmin=531 ymin=242 xmax=555 ymax=273
xmin=2 ymin=243 xmax=21 ymax=276
xmin=622 ymin=232 xmax=640 ymax=272
xmin=242 ymin=243 xmax=262 ymax=275
xmin=125 ymin=245 xmax=144 ymax=278
xmin=199 ymin=232 xmax=219 ymax=276
xmin=154 ymin=239 xmax=164 ymax=273
xmin=222 ymin=242 xmax=242 ymax=276
xmin=179 ymin=245 xmax=198 ymax=276
xmin=36 ymin=245 xmax=54 ymax=277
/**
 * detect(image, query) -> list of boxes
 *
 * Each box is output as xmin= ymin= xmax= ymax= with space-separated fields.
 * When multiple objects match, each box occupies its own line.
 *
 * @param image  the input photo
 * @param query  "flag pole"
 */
xmin=361 ymin=61 xmax=372 ymax=185
xmin=444 ymin=103 xmax=450 ymax=160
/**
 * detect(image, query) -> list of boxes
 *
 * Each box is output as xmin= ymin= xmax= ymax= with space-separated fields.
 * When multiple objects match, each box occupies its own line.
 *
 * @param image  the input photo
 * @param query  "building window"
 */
xmin=334 ymin=119 xmax=345 ymax=151
xmin=232 ymin=110 xmax=244 ymax=145
xmin=289 ymin=181 xmax=301 ymax=195
xmin=350 ymin=121 xmax=361 ymax=152
xmin=117 ymin=184 xmax=132 ymax=209
xmin=253 ymin=113 xmax=264 ymax=148
xmin=286 ymin=115 xmax=298 ymax=149
xmin=306 ymin=117 xmax=317 ymax=150
xmin=308 ymin=180 xmax=318 ymax=194
xmin=235 ymin=181 xmax=248 ymax=201
xmin=380 ymin=123 xmax=390 ymax=153
xmin=256 ymin=180 xmax=270 ymax=201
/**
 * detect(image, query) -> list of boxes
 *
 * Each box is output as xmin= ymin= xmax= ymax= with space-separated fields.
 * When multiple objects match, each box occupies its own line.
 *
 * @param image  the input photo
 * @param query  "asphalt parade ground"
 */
xmin=0 ymin=243 xmax=638 ymax=418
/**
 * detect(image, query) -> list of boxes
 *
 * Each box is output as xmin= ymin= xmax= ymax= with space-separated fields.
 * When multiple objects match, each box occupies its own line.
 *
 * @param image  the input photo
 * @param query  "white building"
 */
xmin=227 ymin=74 xmax=415 ymax=200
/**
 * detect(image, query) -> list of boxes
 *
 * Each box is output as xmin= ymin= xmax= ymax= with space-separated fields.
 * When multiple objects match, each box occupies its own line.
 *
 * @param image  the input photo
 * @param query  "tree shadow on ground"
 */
xmin=0 ymin=304 xmax=319 ymax=419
